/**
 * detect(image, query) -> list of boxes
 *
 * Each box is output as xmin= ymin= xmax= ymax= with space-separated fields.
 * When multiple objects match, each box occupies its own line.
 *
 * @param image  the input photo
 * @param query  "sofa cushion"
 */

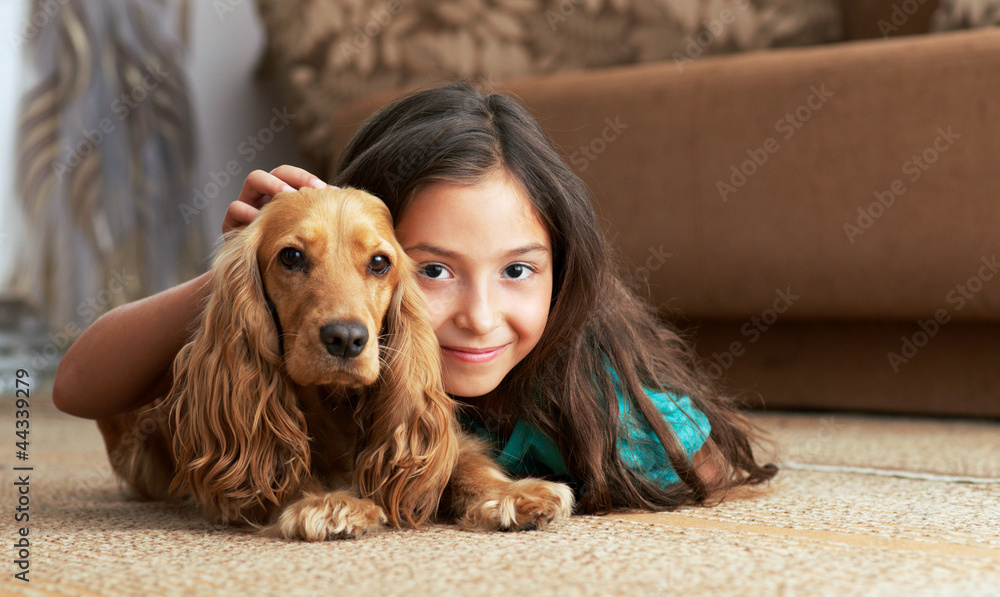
xmin=254 ymin=0 xmax=841 ymax=175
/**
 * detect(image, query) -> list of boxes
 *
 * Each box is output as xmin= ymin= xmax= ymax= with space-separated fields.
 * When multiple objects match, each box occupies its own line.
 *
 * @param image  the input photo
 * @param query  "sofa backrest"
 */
xmin=840 ymin=0 xmax=940 ymax=40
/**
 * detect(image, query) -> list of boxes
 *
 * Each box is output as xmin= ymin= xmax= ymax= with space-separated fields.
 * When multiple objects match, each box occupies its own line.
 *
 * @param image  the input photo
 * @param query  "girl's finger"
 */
xmin=222 ymin=200 xmax=260 ymax=235
xmin=238 ymin=169 xmax=295 ymax=209
xmin=269 ymin=164 xmax=327 ymax=190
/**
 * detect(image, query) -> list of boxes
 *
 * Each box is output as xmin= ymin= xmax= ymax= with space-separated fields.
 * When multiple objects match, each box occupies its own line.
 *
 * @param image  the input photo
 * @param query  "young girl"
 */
xmin=54 ymin=81 xmax=776 ymax=514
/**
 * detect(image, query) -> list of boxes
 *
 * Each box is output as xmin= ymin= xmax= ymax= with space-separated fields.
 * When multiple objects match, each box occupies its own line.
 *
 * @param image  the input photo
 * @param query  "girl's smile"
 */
xmin=395 ymin=170 xmax=553 ymax=398
xmin=440 ymin=344 xmax=510 ymax=364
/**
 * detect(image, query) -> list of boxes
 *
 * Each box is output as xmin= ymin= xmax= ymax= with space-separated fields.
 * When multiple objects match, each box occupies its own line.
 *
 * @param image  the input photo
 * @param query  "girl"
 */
xmin=54 ymin=81 xmax=776 ymax=514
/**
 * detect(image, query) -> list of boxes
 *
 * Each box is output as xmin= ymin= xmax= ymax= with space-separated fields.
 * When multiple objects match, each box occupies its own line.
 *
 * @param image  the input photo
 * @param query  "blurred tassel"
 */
xmin=8 ymin=0 xmax=205 ymax=335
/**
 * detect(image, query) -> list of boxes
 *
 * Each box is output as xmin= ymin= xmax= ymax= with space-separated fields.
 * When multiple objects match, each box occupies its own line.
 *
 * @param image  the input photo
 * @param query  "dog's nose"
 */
xmin=320 ymin=321 xmax=369 ymax=359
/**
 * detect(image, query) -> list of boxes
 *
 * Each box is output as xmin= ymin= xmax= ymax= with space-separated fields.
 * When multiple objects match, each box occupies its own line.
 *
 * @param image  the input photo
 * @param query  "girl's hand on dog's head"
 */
xmin=222 ymin=165 xmax=338 ymax=234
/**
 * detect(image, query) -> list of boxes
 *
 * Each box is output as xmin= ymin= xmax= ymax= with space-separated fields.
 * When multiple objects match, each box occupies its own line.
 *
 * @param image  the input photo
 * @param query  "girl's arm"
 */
xmin=692 ymin=440 xmax=727 ymax=487
xmin=51 ymin=271 xmax=213 ymax=419
xmin=51 ymin=166 xmax=330 ymax=419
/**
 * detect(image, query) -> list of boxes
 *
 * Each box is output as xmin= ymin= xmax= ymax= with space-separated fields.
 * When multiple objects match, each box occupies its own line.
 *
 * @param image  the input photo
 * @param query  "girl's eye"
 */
xmin=503 ymin=264 xmax=533 ymax=280
xmin=420 ymin=264 xmax=451 ymax=280
xmin=368 ymin=254 xmax=391 ymax=276
xmin=280 ymin=247 xmax=305 ymax=269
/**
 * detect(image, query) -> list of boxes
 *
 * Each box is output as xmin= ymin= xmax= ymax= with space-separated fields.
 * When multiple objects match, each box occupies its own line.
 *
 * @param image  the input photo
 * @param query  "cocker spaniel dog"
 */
xmin=96 ymin=187 xmax=573 ymax=540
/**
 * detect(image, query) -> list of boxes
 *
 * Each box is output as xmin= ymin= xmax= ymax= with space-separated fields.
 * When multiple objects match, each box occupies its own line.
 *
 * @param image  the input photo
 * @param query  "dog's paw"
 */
xmin=460 ymin=478 xmax=574 ymax=532
xmin=262 ymin=490 xmax=387 ymax=541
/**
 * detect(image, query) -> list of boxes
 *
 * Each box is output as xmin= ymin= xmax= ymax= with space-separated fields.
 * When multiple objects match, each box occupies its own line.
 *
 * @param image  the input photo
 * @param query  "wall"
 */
xmin=185 ymin=0 xmax=304 ymax=252
xmin=0 ymin=0 xmax=28 ymax=286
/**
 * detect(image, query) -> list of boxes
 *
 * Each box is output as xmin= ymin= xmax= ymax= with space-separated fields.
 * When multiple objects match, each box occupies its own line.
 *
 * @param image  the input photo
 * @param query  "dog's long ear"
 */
xmin=355 ymin=255 xmax=460 ymax=527
xmin=167 ymin=224 xmax=311 ymax=525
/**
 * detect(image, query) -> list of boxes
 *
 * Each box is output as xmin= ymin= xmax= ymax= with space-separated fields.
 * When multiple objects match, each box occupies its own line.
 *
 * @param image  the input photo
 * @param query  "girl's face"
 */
xmin=395 ymin=172 xmax=553 ymax=398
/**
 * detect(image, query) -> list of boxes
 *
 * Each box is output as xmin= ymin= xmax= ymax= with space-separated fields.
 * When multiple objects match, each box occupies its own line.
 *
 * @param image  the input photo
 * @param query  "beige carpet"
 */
xmin=2 ymin=396 xmax=998 ymax=597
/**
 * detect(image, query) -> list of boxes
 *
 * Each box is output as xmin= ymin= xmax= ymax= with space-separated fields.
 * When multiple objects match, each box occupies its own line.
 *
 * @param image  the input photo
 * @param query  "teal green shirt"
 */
xmin=461 ymin=378 xmax=712 ymax=489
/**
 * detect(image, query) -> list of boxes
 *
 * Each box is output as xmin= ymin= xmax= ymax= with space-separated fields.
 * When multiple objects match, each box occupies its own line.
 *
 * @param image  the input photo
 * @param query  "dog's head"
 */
xmin=167 ymin=187 xmax=458 ymax=529
xmin=256 ymin=187 xmax=403 ymax=387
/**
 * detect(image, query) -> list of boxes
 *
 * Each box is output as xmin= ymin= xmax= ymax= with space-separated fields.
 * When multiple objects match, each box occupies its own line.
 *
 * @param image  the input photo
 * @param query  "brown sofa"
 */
xmin=276 ymin=2 xmax=1000 ymax=418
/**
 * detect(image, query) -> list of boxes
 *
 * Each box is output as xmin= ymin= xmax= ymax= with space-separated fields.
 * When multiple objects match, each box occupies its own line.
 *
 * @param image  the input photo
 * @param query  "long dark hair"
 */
xmin=334 ymin=81 xmax=777 ymax=513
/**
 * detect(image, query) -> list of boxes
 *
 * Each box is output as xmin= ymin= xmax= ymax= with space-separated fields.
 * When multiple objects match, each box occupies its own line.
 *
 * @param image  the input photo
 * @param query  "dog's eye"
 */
xmin=280 ymin=247 xmax=305 ymax=269
xmin=368 ymin=254 xmax=391 ymax=276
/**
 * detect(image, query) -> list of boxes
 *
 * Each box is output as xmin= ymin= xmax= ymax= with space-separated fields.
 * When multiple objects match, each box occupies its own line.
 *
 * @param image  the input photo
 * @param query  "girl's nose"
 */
xmin=455 ymin=282 xmax=501 ymax=336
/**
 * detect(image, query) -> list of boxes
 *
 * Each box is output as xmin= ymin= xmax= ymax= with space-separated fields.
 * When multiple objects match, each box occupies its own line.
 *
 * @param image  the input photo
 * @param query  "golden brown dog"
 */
xmin=96 ymin=187 xmax=573 ymax=540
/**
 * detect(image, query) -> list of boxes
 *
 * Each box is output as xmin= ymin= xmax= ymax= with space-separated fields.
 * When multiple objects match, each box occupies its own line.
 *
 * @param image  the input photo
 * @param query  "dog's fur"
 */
xmin=96 ymin=187 xmax=573 ymax=540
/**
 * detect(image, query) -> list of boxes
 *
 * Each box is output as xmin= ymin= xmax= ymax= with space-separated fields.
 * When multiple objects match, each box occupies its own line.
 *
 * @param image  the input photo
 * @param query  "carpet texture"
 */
xmin=1 ymin=397 xmax=998 ymax=596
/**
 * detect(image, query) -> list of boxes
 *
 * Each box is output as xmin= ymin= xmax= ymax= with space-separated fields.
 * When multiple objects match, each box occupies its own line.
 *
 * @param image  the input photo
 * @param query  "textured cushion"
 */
xmin=932 ymin=0 xmax=1000 ymax=29
xmin=254 ymin=0 xmax=841 ymax=175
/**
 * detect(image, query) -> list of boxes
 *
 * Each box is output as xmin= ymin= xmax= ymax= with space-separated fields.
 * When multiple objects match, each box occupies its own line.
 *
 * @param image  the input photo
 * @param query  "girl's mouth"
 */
xmin=440 ymin=344 xmax=509 ymax=364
